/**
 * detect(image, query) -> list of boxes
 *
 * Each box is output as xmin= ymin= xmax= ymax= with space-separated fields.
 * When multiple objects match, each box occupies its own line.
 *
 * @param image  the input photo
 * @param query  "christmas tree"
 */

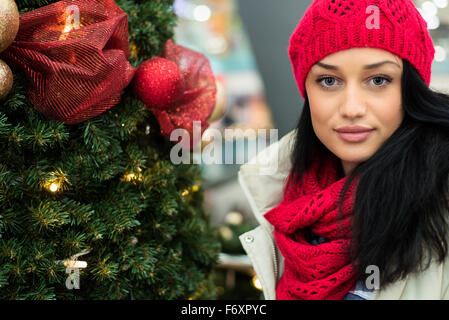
xmin=0 ymin=0 xmax=221 ymax=299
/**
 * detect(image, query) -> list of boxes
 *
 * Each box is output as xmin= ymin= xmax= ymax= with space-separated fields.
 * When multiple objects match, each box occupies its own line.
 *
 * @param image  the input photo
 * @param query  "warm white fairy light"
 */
xmin=49 ymin=182 xmax=59 ymax=192
xmin=44 ymin=169 xmax=70 ymax=193
xmin=124 ymin=168 xmax=143 ymax=183
xmin=63 ymin=24 xmax=73 ymax=33
xmin=252 ymin=275 xmax=262 ymax=291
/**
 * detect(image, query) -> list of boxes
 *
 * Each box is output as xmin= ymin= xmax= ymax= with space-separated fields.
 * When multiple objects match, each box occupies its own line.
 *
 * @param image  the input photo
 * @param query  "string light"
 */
xmin=58 ymin=5 xmax=81 ymax=40
xmin=125 ymin=173 xmax=135 ymax=181
xmin=251 ymin=275 xmax=262 ymax=291
xmin=43 ymin=169 xmax=70 ymax=193
xmin=49 ymin=182 xmax=60 ymax=192
xmin=58 ymin=19 xmax=76 ymax=41
xmin=124 ymin=168 xmax=143 ymax=183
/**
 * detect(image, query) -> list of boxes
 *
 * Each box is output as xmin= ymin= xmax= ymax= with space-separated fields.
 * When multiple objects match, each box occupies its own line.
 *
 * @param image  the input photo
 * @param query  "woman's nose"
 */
xmin=339 ymin=83 xmax=367 ymax=119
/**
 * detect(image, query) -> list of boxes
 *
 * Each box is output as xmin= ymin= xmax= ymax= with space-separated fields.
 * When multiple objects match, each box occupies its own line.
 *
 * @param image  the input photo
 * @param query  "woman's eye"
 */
xmin=316 ymin=76 xmax=392 ymax=90
xmin=317 ymin=77 xmax=337 ymax=88
xmin=316 ymin=76 xmax=339 ymax=89
xmin=371 ymin=76 xmax=391 ymax=87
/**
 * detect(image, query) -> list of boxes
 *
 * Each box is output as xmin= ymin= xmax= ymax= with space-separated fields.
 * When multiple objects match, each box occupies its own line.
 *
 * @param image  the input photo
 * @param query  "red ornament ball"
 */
xmin=133 ymin=57 xmax=185 ymax=109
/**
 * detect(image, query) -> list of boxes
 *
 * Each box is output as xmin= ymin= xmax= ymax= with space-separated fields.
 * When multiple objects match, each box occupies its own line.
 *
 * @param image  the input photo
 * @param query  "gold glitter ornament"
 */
xmin=0 ymin=59 xmax=13 ymax=100
xmin=0 ymin=0 xmax=20 ymax=53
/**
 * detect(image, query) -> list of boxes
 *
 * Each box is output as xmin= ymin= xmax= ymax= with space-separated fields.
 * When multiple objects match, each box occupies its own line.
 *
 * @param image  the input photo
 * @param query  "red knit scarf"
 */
xmin=264 ymin=153 xmax=360 ymax=300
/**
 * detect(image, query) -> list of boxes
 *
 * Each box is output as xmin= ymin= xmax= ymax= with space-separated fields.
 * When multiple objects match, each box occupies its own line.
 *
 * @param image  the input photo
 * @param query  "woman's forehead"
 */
xmin=311 ymin=48 xmax=403 ymax=72
xmin=317 ymin=47 xmax=402 ymax=66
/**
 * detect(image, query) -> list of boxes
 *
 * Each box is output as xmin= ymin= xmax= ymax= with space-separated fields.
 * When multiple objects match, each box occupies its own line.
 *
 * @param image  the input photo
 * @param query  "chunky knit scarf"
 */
xmin=264 ymin=152 xmax=360 ymax=300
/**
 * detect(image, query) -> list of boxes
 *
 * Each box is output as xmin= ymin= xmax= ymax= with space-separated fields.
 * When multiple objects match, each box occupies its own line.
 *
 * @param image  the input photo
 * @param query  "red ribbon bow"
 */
xmin=148 ymin=39 xmax=217 ymax=150
xmin=0 ymin=0 xmax=136 ymax=124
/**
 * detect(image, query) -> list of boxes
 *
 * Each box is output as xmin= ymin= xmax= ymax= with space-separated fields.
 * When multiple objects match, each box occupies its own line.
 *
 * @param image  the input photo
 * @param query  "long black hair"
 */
xmin=288 ymin=59 xmax=449 ymax=288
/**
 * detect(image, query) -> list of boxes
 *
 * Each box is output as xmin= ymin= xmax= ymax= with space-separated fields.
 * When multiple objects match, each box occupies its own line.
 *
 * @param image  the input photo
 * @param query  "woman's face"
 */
xmin=305 ymin=47 xmax=404 ymax=176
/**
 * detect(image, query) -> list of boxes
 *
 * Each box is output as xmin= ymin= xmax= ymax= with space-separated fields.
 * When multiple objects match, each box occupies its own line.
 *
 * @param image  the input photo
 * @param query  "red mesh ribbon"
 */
xmin=0 ymin=0 xmax=135 ymax=124
xmin=153 ymin=39 xmax=216 ymax=149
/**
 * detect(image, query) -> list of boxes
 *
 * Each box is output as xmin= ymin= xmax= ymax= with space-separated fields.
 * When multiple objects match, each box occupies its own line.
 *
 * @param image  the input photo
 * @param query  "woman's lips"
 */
xmin=336 ymin=129 xmax=375 ymax=142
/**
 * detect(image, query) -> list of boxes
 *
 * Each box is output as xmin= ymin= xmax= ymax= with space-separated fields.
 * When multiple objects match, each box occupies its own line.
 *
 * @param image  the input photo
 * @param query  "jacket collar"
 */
xmin=238 ymin=129 xmax=297 ymax=233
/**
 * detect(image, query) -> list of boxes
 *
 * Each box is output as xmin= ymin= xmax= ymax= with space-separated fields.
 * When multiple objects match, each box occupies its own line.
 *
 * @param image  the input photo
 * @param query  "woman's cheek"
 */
xmin=310 ymin=108 xmax=335 ymax=148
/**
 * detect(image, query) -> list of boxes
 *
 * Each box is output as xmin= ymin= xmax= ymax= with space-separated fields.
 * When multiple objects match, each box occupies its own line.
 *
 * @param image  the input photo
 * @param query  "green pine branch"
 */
xmin=0 ymin=0 xmax=220 ymax=300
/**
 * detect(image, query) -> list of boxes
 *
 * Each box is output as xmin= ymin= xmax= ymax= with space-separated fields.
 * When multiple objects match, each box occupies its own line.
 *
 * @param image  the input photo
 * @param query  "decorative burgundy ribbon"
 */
xmin=0 ymin=0 xmax=136 ymax=124
xmin=152 ymin=39 xmax=217 ymax=149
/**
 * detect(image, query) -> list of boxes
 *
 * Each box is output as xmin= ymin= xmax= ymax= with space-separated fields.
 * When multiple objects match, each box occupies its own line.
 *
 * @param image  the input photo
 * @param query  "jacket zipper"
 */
xmin=265 ymin=228 xmax=278 ymax=282
xmin=271 ymin=239 xmax=278 ymax=282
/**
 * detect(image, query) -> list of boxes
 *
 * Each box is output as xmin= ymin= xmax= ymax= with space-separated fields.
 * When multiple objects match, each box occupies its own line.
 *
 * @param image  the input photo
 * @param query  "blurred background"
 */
xmin=172 ymin=0 xmax=449 ymax=299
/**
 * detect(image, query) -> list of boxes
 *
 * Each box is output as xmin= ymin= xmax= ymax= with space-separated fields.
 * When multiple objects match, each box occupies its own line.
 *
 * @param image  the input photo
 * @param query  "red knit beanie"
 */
xmin=288 ymin=0 xmax=435 ymax=99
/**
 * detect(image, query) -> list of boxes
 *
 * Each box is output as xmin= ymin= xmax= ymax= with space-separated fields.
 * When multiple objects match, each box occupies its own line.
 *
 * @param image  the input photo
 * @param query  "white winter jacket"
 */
xmin=238 ymin=129 xmax=449 ymax=300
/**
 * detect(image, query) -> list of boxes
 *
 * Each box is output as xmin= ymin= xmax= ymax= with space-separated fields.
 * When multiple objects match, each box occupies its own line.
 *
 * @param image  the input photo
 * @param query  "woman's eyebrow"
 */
xmin=315 ymin=60 xmax=401 ymax=70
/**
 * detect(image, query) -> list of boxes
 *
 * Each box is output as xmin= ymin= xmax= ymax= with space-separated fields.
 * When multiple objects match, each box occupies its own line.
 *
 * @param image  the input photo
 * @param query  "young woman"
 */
xmin=238 ymin=0 xmax=449 ymax=300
